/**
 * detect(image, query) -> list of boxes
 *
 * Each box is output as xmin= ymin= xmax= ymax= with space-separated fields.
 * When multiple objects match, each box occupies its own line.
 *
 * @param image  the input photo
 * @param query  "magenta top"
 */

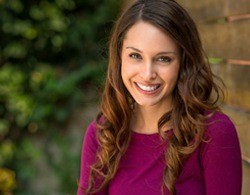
xmin=77 ymin=112 xmax=242 ymax=195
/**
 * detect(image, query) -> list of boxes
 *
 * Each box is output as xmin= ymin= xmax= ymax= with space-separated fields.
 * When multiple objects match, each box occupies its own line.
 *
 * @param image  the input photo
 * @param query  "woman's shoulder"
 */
xmin=85 ymin=120 xmax=97 ymax=137
xmin=205 ymin=111 xmax=235 ymax=132
xmin=198 ymin=111 xmax=241 ymax=163
xmin=203 ymin=111 xmax=238 ymax=145
xmin=83 ymin=120 xmax=99 ymax=151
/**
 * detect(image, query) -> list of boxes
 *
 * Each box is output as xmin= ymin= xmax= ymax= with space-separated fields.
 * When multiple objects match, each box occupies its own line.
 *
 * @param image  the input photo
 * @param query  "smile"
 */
xmin=136 ymin=82 xmax=160 ymax=92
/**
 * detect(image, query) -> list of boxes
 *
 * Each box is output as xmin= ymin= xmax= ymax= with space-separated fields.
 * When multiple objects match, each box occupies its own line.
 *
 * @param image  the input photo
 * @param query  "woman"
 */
xmin=77 ymin=0 xmax=242 ymax=194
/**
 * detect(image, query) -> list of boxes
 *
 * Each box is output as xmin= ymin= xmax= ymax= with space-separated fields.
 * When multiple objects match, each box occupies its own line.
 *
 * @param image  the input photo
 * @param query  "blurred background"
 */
xmin=0 ymin=0 xmax=249 ymax=194
xmin=0 ymin=0 xmax=121 ymax=194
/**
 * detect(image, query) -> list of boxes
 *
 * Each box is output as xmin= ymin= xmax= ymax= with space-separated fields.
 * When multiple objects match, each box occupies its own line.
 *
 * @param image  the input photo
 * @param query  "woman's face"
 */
xmin=121 ymin=21 xmax=180 ymax=109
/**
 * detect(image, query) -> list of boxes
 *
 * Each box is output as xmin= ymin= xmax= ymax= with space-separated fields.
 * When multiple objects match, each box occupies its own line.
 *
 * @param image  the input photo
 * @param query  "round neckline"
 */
xmin=131 ymin=131 xmax=160 ymax=140
xmin=131 ymin=128 xmax=173 ymax=139
xmin=132 ymin=131 xmax=159 ymax=136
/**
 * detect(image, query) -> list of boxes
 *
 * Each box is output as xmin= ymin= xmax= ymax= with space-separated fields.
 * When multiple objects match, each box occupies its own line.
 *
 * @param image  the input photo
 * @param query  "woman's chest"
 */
xmin=108 ymin=142 xmax=205 ymax=195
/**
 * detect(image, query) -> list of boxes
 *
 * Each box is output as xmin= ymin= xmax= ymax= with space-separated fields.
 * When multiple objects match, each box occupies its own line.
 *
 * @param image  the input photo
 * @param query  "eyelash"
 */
xmin=157 ymin=56 xmax=172 ymax=63
xmin=129 ymin=53 xmax=142 ymax=60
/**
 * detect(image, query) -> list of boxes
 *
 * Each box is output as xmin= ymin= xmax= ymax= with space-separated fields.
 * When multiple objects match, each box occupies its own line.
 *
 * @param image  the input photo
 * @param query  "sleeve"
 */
xmin=77 ymin=121 xmax=108 ymax=195
xmin=200 ymin=114 xmax=242 ymax=195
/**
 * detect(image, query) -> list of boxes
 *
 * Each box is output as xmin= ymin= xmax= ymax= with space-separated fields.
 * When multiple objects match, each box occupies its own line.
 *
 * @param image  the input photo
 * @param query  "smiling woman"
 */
xmin=77 ymin=0 xmax=242 ymax=195
xmin=121 ymin=21 xmax=180 ymax=119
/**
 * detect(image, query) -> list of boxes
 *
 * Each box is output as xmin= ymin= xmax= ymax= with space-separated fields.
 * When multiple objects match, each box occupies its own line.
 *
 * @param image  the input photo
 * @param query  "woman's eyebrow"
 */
xmin=126 ymin=46 xmax=177 ymax=55
xmin=126 ymin=46 xmax=142 ymax=53
xmin=157 ymin=51 xmax=178 ymax=55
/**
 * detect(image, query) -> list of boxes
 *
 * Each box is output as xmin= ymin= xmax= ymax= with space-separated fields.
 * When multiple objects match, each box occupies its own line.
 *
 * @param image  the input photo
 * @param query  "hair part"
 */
xmin=83 ymin=0 xmax=224 ymax=194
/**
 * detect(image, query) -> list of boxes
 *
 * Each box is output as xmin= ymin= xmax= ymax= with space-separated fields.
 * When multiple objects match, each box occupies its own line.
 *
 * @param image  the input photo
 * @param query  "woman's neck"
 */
xmin=130 ymin=104 xmax=172 ymax=134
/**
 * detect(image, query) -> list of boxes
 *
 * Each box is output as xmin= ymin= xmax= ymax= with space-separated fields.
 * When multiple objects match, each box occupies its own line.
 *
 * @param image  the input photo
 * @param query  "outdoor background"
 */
xmin=0 ymin=0 xmax=249 ymax=194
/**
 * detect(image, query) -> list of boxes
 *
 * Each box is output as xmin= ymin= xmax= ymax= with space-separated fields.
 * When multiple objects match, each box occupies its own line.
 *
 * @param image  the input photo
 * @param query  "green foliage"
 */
xmin=0 ymin=0 xmax=121 ymax=194
xmin=0 ymin=168 xmax=16 ymax=193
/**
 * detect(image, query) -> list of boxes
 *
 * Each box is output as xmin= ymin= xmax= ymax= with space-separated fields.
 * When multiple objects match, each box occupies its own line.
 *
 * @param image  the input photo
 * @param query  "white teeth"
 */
xmin=137 ymin=83 xmax=158 ymax=92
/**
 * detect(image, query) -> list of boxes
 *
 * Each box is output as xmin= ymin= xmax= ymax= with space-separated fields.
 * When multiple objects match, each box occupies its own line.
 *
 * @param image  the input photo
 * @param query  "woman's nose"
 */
xmin=140 ymin=62 xmax=157 ymax=80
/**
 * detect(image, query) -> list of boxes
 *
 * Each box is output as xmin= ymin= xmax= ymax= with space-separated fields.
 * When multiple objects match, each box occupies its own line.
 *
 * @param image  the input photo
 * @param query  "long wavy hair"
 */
xmin=85 ymin=0 xmax=223 ymax=194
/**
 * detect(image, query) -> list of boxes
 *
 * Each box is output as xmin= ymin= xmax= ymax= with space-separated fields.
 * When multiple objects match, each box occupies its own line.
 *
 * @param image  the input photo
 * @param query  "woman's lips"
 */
xmin=135 ymin=82 xmax=161 ymax=94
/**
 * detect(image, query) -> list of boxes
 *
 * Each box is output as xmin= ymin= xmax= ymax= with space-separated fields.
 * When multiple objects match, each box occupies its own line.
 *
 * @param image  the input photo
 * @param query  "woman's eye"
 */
xmin=129 ymin=53 xmax=142 ymax=60
xmin=157 ymin=56 xmax=171 ymax=63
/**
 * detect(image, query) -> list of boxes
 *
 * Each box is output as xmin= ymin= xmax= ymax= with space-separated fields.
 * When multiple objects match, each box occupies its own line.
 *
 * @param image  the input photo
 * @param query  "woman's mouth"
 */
xmin=135 ymin=82 xmax=160 ymax=92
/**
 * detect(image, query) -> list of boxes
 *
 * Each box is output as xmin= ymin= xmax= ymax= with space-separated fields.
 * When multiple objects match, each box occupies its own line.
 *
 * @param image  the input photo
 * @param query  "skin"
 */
xmin=121 ymin=21 xmax=181 ymax=134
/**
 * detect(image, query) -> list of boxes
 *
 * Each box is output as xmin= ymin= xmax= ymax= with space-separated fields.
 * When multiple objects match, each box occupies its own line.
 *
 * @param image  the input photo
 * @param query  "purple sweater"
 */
xmin=77 ymin=112 xmax=242 ymax=195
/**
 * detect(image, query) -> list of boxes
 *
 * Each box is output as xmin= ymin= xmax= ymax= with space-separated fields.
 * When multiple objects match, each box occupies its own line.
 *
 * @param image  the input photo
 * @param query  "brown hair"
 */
xmin=85 ymin=0 xmax=223 ymax=194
